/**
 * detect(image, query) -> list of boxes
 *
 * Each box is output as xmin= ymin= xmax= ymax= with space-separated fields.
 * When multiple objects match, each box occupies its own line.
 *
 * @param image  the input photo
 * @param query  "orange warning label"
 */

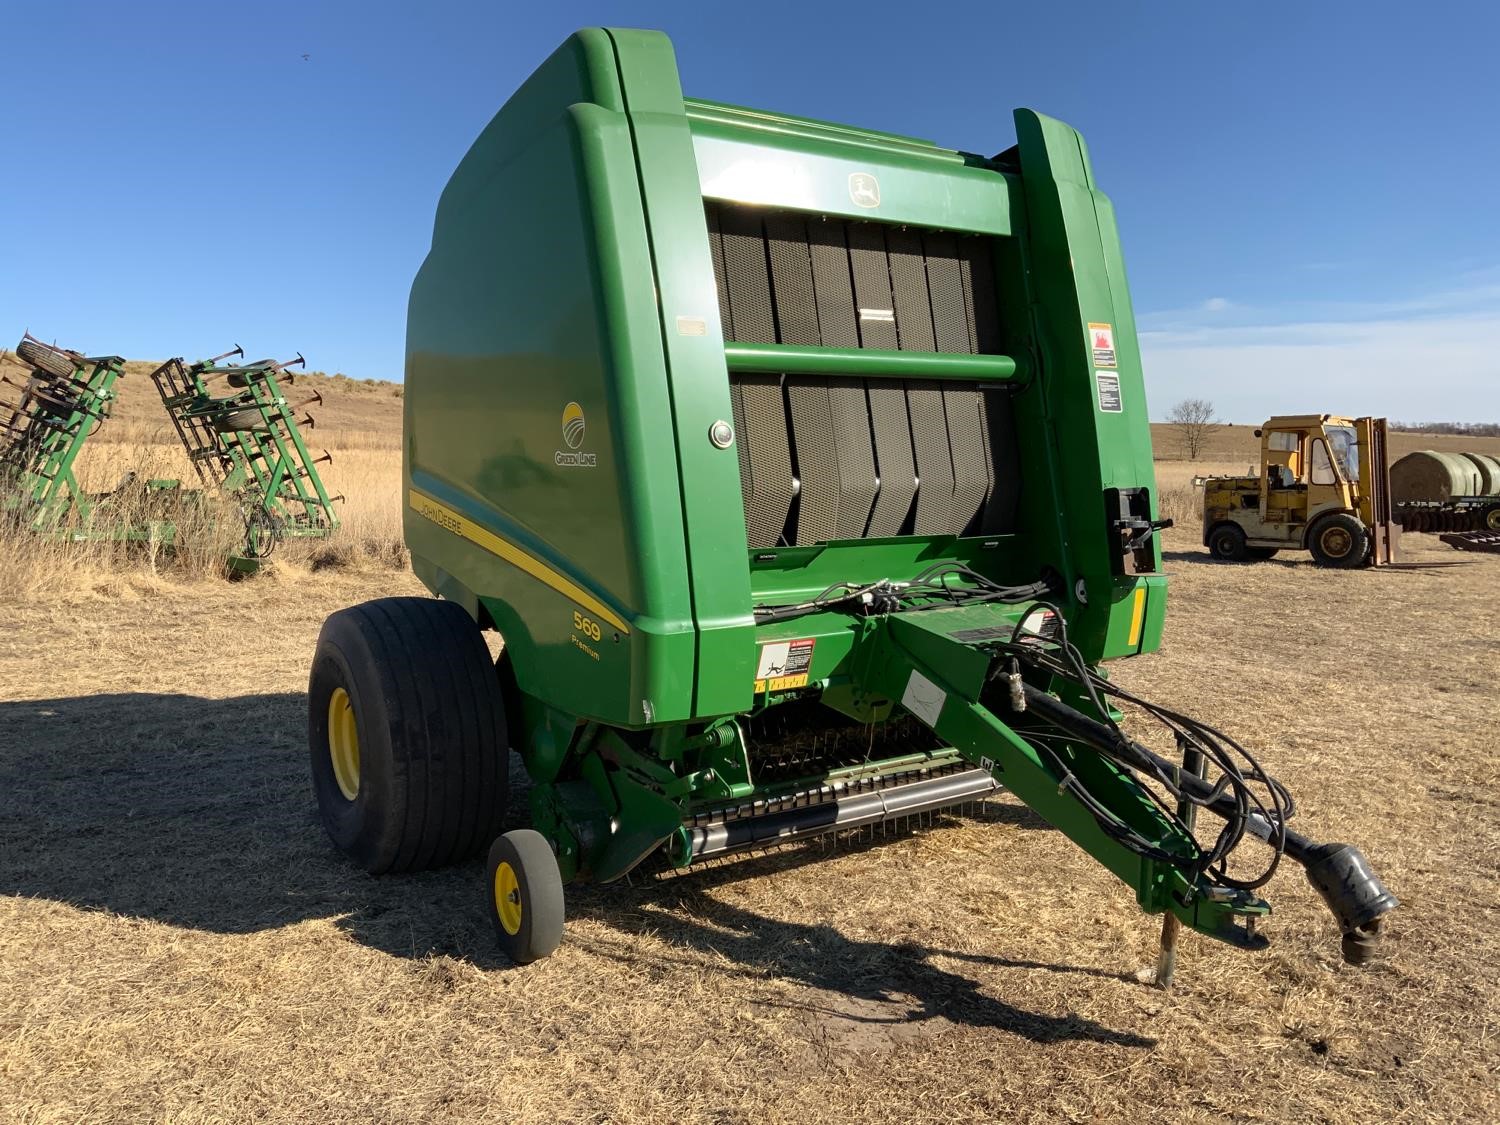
xmin=1088 ymin=322 xmax=1117 ymax=368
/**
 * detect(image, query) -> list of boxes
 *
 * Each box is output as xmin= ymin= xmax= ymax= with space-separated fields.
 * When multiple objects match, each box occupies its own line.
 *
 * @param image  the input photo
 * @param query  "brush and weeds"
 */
xmin=0 ymin=440 xmax=407 ymax=602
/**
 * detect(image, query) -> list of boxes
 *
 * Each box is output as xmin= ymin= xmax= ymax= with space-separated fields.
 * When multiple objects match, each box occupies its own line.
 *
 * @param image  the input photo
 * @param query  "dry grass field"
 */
xmin=2 ymin=392 xmax=1498 ymax=1122
xmin=1149 ymin=421 xmax=1500 ymax=465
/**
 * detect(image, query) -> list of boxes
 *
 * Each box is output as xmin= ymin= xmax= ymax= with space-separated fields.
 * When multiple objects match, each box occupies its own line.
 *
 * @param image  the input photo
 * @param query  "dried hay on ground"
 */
xmin=1 ymin=502 xmax=1496 ymax=1121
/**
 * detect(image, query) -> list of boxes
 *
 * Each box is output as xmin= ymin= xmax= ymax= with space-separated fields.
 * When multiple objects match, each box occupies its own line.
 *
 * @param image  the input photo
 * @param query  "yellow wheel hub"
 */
xmin=1322 ymin=527 xmax=1352 ymax=556
xmin=327 ymin=686 xmax=361 ymax=801
xmin=495 ymin=861 xmax=523 ymax=935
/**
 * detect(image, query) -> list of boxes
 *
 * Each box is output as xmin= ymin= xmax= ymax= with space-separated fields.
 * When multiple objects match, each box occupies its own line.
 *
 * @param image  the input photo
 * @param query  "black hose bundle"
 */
xmin=993 ymin=603 xmax=1296 ymax=891
xmin=753 ymin=564 xmax=1052 ymax=624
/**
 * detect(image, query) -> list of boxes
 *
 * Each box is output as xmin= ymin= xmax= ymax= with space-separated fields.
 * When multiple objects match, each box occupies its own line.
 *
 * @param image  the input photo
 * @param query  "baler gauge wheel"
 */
xmin=486 ymin=829 xmax=565 ymax=965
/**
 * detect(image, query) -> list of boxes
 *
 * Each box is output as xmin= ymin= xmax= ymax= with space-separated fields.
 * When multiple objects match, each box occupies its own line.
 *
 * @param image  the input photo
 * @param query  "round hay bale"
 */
xmin=1389 ymin=450 xmax=1481 ymax=504
xmin=1460 ymin=451 xmax=1500 ymax=496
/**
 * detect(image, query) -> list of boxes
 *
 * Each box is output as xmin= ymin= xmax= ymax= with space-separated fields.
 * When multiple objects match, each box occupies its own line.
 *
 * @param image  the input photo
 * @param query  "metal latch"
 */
xmin=1113 ymin=515 xmax=1174 ymax=553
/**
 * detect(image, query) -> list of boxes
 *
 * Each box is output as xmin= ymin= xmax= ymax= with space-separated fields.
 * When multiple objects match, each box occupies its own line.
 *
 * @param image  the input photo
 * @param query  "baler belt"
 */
xmin=764 ymin=215 xmax=821 ymax=346
xmin=807 ymin=221 xmax=860 ymax=347
xmin=705 ymin=201 xmax=1001 ymax=357
xmin=705 ymin=201 xmax=1015 ymax=545
xmin=865 ymin=381 xmax=919 ymax=537
xmin=717 ymin=206 xmax=776 ymax=342
xmin=846 ymin=223 xmax=901 ymax=350
xmin=731 ymin=374 xmax=796 ymax=548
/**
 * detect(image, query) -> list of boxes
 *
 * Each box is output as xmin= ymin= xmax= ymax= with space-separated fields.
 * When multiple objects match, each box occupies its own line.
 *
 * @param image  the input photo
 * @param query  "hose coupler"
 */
xmin=1302 ymin=842 xmax=1399 ymax=965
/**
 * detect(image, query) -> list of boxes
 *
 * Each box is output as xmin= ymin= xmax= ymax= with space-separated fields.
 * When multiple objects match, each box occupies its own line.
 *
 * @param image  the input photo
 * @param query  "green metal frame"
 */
xmin=150 ymin=354 xmax=340 ymax=560
xmin=395 ymin=28 xmax=1285 ymax=949
xmin=2 ymin=340 xmax=339 ymax=568
xmin=1 ymin=351 xmax=128 ymax=531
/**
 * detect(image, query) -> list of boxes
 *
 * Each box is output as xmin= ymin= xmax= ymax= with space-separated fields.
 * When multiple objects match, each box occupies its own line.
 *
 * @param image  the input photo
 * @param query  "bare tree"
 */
xmin=1167 ymin=398 xmax=1220 ymax=460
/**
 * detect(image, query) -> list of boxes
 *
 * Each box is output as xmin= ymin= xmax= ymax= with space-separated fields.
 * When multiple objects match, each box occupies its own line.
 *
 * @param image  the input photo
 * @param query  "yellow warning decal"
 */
xmin=409 ymin=490 xmax=630 ymax=635
xmin=754 ymin=673 xmax=810 ymax=693
xmin=1127 ymin=585 xmax=1147 ymax=647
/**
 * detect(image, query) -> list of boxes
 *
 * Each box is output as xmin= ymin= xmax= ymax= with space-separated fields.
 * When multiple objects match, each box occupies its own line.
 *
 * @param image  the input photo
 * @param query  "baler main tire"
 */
xmin=486 ymin=829 xmax=565 ymax=965
xmin=17 ymin=339 xmax=77 ymax=379
xmin=1207 ymin=523 xmax=1250 ymax=562
xmin=1484 ymin=506 xmax=1500 ymax=532
xmin=1308 ymin=513 xmax=1369 ymax=569
xmin=308 ymin=597 xmax=508 ymax=874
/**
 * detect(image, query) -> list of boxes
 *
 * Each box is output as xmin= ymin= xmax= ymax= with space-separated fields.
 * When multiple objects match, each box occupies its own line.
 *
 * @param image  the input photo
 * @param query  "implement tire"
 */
xmin=1308 ymin=512 xmax=1369 ymax=569
xmin=211 ymin=406 xmax=269 ymax=433
xmin=1207 ymin=523 xmax=1250 ymax=562
xmin=486 ymin=829 xmax=565 ymax=965
xmin=1483 ymin=506 xmax=1500 ymax=532
xmin=308 ymin=597 xmax=508 ymax=874
xmin=17 ymin=339 xmax=78 ymax=379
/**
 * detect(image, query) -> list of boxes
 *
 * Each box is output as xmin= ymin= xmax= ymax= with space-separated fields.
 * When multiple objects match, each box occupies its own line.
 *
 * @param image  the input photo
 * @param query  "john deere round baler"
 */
xmin=307 ymin=27 xmax=1395 ymax=972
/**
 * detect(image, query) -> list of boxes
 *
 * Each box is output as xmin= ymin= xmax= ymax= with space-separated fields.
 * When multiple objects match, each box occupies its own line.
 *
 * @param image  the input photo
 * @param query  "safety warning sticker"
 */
xmin=902 ymin=670 xmax=946 ymax=727
xmin=1088 ymin=322 xmax=1117 ymax=368
xmin=1096 ymin=372 xmax=1123 ymax=413
xmin=754 ymin=637 xmax=815 ymax=692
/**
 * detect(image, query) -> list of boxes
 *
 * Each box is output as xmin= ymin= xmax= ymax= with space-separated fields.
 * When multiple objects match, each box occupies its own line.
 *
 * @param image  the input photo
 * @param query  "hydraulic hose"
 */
xmin=1015 ymin=684 xmax=1398 ymax=965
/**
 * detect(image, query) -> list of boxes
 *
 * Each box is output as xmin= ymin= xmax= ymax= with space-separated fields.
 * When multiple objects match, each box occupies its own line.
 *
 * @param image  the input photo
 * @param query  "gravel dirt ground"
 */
xmin=2 ymin=522 xmax=1496 ymax=1123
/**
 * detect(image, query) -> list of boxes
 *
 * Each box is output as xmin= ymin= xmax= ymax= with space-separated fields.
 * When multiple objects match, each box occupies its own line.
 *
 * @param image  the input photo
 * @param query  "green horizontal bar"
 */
xmin=723 ymin=341 xmax=1020 ymax=381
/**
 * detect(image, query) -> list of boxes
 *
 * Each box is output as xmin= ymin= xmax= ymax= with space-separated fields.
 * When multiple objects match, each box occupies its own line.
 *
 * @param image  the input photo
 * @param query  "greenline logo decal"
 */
xmin=556 ymin=401 xmax=597 ymax=467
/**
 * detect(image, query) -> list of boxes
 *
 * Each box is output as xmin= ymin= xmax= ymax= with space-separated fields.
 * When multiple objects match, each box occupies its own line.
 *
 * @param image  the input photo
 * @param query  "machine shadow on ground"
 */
xmin=0 ymin=691 xmax=1149 ymax=1046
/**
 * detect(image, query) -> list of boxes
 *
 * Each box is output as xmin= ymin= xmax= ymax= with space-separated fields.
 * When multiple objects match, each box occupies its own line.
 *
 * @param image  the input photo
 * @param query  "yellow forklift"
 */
xmin=1201 ymin=415 xmax=1400 ymax=567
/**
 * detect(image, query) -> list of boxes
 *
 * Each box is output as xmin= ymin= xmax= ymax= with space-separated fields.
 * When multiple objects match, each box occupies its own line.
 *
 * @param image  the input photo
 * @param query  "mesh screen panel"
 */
xmin=706 ymin=201 xmax=1014 ymax=545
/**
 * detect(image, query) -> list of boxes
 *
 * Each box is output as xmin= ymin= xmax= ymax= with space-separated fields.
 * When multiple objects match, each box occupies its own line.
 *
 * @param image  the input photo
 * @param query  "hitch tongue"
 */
xmin=1302 ymin=842 xmax=1399 ymax=965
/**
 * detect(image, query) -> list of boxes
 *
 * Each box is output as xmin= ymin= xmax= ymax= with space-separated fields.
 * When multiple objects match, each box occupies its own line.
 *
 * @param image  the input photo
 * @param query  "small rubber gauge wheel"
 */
xmin=486 ymin=829 xmax=565 ymax=965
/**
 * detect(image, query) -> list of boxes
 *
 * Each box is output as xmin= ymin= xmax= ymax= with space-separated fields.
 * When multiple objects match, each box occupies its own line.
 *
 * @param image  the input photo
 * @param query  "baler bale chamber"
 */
xmin=308 ymin=27 xmax=1396 ymax=970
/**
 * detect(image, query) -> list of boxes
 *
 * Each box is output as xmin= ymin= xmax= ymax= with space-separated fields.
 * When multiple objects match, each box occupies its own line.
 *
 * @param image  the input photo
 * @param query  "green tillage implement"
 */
xmin=1 ymin=336 xmax=132 ymax=530
xmin=307 ymin=28 xmax=1397 ymax=976
xmin=1 ymin=333 xmax=339 ymax=571
xmin=149 ymin=348 xmax=340 ymax=567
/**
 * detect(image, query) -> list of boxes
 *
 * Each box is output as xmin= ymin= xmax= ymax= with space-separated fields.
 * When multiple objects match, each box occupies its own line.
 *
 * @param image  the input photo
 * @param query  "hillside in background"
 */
xmin=0 ymin=350 xmax=402 ymax=448
xmin=7 ymin=345 xmax=1496 ymax=465
xmin=1150 ymin=421 xmax=1500 ymax=464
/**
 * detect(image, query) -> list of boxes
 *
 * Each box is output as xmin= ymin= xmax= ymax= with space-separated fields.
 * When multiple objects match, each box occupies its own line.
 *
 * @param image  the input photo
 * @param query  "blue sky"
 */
xmin=3 ymin=1 xmax=1495 ymax=423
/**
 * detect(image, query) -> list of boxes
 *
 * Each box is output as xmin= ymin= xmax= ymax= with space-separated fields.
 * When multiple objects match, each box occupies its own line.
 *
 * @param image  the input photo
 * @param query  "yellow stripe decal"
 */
xmin=409 ymin=491 xmax=630 ymax=635
xmin=1127 ymin=585 xmax=1147 ymax=648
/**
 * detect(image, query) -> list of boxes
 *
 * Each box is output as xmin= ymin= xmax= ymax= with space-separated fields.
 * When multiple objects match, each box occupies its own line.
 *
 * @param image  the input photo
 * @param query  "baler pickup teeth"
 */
xmin=682 ymin=766 xmax=999 ymax=862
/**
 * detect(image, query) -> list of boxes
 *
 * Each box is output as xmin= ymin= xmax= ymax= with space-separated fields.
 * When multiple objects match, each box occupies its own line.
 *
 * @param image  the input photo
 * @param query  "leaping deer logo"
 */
xmin=849 ymin=172 xmax=881 ymax=208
